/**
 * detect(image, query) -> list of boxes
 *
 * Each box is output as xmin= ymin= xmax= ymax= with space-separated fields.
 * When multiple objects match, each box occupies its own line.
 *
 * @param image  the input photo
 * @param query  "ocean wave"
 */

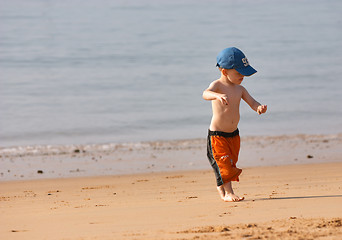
xmin=0 ymin=138 xmax=205 ymax=158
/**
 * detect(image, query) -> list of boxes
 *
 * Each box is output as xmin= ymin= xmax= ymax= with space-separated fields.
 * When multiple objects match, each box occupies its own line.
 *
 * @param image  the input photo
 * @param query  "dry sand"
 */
xmin=1 ymin=162 xmax=342 ymax=239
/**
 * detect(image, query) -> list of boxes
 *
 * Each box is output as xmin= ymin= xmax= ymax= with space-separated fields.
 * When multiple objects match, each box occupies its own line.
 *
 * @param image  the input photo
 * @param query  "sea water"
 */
xmin=1 ymin=0 xmax=342 ymax=147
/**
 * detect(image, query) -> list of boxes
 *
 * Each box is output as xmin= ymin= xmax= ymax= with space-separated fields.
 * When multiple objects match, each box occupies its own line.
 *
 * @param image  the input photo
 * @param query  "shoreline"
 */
xmin=2 ymin=132 xmax=342 ymax=157
xmin=1 ymin=132 xmax=342 ymax=182
xmin=1 ymin=162 xmax=341 ymax=239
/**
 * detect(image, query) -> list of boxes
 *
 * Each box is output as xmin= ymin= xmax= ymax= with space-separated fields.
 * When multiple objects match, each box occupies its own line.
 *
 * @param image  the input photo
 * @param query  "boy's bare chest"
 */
xmin=219 ymin=85 xmax=242 ymax=102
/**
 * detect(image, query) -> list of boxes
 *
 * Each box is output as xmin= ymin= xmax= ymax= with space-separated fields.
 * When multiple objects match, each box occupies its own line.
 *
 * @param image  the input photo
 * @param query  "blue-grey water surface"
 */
xmin=1 ymin=0 xmax=341 ymax=147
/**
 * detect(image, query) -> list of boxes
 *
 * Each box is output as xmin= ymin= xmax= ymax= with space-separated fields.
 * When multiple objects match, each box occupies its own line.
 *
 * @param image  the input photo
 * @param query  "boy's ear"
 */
xmin=221 ymin=68 xmax=228 ymax=76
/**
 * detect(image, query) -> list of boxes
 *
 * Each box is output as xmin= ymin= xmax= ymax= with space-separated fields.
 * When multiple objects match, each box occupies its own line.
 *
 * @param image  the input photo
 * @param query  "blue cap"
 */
xmin=216 ymin=47 xmax=257 ymax=76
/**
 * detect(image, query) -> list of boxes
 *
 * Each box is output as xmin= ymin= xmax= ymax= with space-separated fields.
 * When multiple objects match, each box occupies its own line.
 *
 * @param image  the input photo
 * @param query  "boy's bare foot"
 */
xmin=223 ymin=193 xmax=244 ymax=202
xmin=219 ymin=181 xmax=244 ymax=202
xmin=217 ymin=186 xmax=226 ymax=200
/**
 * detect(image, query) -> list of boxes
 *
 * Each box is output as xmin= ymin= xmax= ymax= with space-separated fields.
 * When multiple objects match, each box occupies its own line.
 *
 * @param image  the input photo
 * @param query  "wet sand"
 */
xmin=1 ymin=133 xmax=342 ymax=181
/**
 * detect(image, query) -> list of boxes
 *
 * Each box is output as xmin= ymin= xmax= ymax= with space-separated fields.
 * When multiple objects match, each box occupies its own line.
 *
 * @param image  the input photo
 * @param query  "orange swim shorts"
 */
xmin=207 ymin=129 xmax=242 ymax=186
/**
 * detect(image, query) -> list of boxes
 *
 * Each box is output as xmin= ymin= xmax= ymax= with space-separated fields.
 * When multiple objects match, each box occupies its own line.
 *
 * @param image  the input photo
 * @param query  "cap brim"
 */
xmin=235 ymin=65 xmax=257 ymax=76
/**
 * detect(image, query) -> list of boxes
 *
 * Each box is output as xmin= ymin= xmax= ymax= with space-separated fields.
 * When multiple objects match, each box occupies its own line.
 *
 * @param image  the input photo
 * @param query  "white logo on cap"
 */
xmin=242 ymin=58 xmax=249 ymax=67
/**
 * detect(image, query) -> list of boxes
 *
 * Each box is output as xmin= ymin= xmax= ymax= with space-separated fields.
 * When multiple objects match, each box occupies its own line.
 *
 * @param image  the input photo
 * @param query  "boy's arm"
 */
xmin=202 ymin=81 xmax=229 ymax=105
xmin=241 ymin=87 xmax=267 ymax=115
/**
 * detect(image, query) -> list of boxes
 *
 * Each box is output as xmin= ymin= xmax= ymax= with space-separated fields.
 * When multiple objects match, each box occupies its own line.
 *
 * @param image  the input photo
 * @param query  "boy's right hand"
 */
xmin=217 ymin=94 xmax=229 ymax=105
xmin=257 ymin=105 xmax=267 ymax=114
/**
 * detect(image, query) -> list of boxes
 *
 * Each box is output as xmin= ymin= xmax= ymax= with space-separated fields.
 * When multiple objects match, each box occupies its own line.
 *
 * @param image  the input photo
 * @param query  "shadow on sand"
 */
xmin=249 ymin=194 xmax=342 ymax=202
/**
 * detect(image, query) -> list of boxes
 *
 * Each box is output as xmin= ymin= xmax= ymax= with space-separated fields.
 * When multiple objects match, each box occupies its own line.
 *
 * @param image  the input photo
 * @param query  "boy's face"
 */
xmin=223 ymin=69 xmax=244 ymax=85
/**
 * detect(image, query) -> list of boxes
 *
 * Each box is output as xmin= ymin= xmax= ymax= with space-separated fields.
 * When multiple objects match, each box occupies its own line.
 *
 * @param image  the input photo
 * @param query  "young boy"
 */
xmin=203 ymin=47 xmax=267 ymax=202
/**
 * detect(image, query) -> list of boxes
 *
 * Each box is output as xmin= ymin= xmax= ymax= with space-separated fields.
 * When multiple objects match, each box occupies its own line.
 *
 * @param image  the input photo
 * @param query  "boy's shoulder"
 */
xmin=207 ymin=79 xmax=221 ymax=90
xmin=209 ymin=79 xmax=246 ymax=90
xmin=209 ymin=78 xmax=226 ymax=87
xmin=210 ymin=78 xmax=221 ymax=84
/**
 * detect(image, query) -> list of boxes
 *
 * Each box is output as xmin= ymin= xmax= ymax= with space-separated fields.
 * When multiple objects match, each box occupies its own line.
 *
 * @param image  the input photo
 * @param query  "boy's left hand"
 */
xmin=257 ymin=105 xmax=267 ymax=115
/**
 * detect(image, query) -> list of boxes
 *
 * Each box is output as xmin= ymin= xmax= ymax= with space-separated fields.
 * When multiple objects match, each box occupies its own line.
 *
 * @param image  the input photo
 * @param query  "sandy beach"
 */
xmin=1 ymin=163 xmax=341 ymax=239
xmin=1 ymin=133 xmax=342 ymax=239
xmin=2 ymin=0 xmax=342 ymax=238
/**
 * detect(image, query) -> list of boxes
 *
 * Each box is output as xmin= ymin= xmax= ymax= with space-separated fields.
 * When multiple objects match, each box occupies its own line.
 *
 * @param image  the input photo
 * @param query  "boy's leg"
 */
xmin=217 ymin=185 xmax=225 ymax=200
xmin=222 ymin=181 xmax=244 ymax=202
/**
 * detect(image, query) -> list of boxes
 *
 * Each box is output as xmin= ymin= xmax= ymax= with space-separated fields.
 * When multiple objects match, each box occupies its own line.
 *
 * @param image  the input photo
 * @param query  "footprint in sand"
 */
xmin=166 ymin=175 xmax=184 ymax=179
xmin=11 ymin=230 xmax=29 ymax=233
xmin=186 ymin=196 xmax=198 ymax=199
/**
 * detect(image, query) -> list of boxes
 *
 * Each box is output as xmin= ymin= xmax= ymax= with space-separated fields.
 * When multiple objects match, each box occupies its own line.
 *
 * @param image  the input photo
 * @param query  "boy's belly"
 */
xmin=209 ymin=113 xmax=240 ymax=133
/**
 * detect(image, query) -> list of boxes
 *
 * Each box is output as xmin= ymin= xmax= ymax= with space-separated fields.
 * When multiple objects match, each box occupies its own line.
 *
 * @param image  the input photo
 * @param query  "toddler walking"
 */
xmin=203 ymin=47 xmax=267 ymax=202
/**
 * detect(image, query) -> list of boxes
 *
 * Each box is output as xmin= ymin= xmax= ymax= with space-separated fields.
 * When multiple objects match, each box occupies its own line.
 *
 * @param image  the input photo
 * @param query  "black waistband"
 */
xmin=208 ymin=129 xmax=239 ymax=138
